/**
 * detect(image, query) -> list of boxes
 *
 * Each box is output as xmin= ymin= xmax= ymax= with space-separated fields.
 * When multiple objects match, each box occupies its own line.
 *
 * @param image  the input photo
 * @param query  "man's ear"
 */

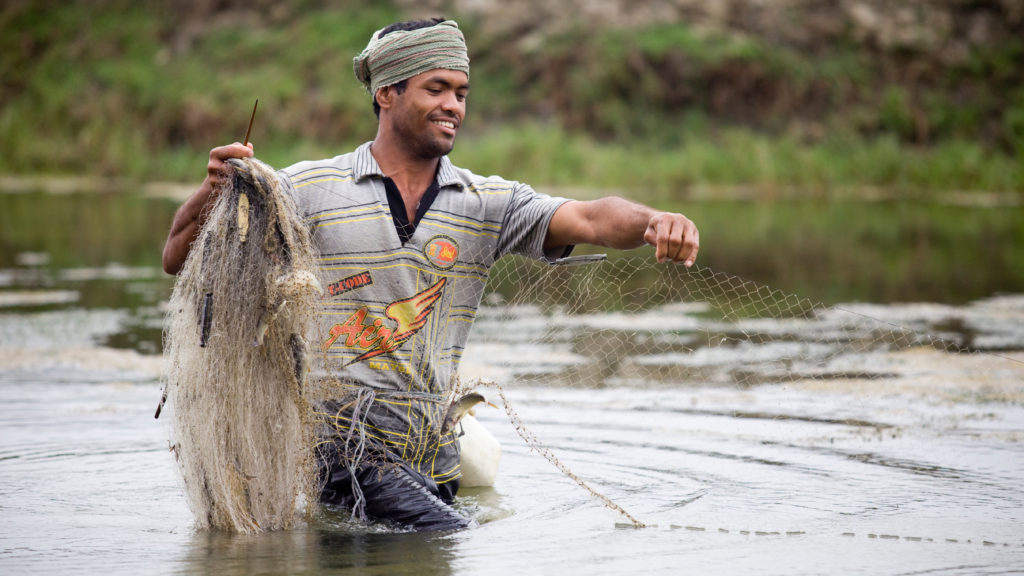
xmin=375 ymin=86 xmax=394 ymax=111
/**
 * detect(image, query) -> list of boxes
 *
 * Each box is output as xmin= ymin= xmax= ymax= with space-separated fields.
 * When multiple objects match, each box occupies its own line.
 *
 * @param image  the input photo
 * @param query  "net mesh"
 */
xmin=162 ymin=157 xmax=321 ymax=534
xmin=463 ymin=256 xmax=1023 ymax=393
xmin=450 ymin=255 xmax=1023 ymax=527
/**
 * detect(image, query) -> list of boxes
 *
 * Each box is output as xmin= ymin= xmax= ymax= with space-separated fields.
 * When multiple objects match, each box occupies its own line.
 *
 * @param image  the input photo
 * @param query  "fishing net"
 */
xmin=160 ymin=158 xmax=1023 ymax=533
xmin=456 ymin=254 xmax=1024 ymax=526
xmin=464 ymin=255 xmax=1023 ymax=392
xmin=162 ymin=157 xmax=322 ymax=534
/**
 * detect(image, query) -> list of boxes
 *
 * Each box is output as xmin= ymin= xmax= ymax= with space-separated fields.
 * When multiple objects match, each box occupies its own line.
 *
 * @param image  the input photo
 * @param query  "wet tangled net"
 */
xmin=161 ymin=157 xmax=322 ymax=534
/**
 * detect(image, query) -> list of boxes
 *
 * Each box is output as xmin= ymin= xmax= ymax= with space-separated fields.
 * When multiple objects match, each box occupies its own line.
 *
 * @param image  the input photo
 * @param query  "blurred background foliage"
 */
xmin=1 ymin=0 xmax=1022 ymax=194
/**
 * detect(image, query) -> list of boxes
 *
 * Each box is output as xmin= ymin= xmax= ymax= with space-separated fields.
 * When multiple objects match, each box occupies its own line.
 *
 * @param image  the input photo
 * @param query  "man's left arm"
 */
xmin=543 ymin=197 xmax=700 ymax=266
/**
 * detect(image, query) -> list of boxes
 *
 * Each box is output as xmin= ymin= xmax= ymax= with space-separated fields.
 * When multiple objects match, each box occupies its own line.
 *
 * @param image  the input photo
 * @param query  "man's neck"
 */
xmin=370 ymin=136 xmax=440 ymax=197
xmin=369 ymin=137 xmax=440 ymax=223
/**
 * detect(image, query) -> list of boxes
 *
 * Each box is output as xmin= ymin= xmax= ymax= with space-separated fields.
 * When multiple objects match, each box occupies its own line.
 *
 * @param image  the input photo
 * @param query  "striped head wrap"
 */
xmin=353 ymin=20 xmax=470 ymax=95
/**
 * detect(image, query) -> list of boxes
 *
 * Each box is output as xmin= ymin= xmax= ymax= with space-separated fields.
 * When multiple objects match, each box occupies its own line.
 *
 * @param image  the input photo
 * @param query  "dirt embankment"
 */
xmin=396 ymin=0 xmax=1024 ymax=147
xmin=401 ymin=0 xmax=1023 ymax=53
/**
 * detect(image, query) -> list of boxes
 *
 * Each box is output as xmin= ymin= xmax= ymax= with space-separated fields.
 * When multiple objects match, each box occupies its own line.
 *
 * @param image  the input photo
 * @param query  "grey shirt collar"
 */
xmin=352 ymin=141 xmax=465 ymax=191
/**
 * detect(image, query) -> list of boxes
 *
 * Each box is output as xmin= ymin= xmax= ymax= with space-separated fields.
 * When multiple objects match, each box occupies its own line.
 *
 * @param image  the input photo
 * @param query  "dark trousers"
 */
xmin=318 ymin=443 xmax=471 ymax=531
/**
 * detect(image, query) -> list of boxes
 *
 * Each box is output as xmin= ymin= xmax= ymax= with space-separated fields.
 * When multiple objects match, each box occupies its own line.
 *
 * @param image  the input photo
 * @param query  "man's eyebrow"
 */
xmin=425 ymin=76 xmax=470 ymax=91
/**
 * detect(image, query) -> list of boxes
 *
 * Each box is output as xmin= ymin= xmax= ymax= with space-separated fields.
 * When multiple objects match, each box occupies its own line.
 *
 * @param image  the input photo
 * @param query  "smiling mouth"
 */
xmin=433 ymin=120 xmax=457 ymax=130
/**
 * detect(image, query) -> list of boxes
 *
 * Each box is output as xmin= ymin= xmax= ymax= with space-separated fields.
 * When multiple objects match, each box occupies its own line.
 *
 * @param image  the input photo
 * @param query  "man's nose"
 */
xmin=440 ymin=91 xmax=462 ymax=114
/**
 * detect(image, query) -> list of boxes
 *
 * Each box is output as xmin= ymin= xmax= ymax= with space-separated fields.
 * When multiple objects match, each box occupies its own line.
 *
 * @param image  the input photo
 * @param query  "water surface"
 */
xmin=1 ymin=189 xmax=1023 ymax=575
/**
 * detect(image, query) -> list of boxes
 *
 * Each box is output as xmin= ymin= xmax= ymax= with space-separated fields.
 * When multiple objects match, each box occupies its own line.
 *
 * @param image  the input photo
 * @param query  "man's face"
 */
xmin=385 ymin=68 xmax=470 ymax=159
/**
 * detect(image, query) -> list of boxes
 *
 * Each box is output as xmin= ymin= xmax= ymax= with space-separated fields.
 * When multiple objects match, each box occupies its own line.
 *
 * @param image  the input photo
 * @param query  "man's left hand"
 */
xmin=643 ymin=212 xmax=700 ymax=266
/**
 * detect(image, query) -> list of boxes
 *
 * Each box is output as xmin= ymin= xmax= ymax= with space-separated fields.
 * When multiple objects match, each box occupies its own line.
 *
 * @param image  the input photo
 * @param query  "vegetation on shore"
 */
xmin=2 ymin=0 xmax=1022 ymax=196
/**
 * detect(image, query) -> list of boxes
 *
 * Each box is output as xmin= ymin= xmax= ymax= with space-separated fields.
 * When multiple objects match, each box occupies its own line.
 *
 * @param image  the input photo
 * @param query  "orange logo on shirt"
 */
xmin=323 ymin=278 xmax=447 ymax=365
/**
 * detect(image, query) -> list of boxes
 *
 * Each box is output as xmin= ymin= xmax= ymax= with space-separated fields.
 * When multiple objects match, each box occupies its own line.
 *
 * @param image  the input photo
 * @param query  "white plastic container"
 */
xmin=458 ymin=414 xmax=501 ymax=487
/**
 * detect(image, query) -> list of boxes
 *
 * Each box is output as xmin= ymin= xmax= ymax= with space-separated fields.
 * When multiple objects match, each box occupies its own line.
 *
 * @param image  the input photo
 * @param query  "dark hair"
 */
xmin=371 ymin=17 xmax=446 ymax=118
xmin=378 ymin=17 xmax=445 ymax=38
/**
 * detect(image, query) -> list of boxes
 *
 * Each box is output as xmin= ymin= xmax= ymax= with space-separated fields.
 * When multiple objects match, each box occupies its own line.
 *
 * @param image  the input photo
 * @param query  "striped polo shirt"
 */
xmin=279 ymin=142 xmax=570 ymax=485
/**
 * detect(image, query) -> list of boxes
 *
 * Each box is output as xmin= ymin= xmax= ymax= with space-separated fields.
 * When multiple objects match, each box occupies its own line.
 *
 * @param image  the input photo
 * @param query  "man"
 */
xmin=162 ymin=17 xmax=699 ymax=531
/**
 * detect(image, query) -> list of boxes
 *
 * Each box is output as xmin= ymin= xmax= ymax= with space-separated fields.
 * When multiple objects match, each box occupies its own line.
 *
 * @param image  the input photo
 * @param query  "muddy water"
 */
xmin=1 ymin=190 xmax=1023 ymax=575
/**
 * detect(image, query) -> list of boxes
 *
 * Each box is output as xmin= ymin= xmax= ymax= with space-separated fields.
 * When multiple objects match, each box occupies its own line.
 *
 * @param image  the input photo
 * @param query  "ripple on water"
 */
xmin=2 ymin=298 xmax=1024 ymax=574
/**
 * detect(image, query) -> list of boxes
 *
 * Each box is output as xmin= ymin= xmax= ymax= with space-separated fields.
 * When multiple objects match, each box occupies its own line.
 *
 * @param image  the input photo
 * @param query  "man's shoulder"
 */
xmin=442 ymin=160 xmax=524 ymax=196
xmin=281 ymin=151 xmax=360 ymax=183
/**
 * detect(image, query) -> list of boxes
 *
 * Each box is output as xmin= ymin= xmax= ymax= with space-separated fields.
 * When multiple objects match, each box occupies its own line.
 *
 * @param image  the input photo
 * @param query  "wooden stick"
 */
xmin=243 ymin=98 xmax=259 ymax=146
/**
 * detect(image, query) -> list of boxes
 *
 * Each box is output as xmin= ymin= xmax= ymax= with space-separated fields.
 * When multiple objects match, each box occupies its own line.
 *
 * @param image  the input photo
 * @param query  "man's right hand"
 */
xmin=205 ymin=142 xmax=255 ymax=190
xmin=161 ymin=142 xmax=254 ymax=275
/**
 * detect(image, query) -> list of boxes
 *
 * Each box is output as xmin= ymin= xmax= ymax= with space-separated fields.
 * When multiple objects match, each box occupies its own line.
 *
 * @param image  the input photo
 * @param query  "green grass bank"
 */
xmin=2 ymin=0 xmax=1023 ymax=197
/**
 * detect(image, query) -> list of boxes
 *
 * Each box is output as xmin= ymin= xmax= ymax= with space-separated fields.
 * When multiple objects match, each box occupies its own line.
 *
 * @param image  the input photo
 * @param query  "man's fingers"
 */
xmin=669 ymin=217 xmax=699 ymax=266
xmin=647 ymin=213 xmax=700 ymax=266
xmin=211 ymin=141 xmax=255 ymax=161
xmin=207 ymin=142 xmax=255 ymax=180
xmin=656 ymin=217 xmax=673 ymax=263
xmin=682 ymin=221 xmax=699 ymax=267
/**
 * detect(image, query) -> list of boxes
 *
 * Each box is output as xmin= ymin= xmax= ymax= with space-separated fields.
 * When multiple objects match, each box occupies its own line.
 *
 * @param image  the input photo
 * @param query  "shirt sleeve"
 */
xmin=275 ymin=169 xmax=298 ymax=203
xmin=496 ymin=182 xmax=574 ymax=262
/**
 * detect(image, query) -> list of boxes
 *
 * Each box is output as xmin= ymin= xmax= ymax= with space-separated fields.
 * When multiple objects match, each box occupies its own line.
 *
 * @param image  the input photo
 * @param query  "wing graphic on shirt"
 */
xmin=348 ymin=277 xmax=447 ymax=364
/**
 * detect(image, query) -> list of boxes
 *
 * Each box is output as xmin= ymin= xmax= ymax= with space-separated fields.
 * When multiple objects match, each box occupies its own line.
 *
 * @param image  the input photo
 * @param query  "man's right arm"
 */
xmin=162 ymin=142 xmax=254 ymax=275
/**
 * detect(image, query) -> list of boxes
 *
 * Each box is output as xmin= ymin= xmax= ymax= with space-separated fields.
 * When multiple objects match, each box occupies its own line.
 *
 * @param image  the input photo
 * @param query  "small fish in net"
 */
xmin=160 ymin=157 xmax=323 ymax=534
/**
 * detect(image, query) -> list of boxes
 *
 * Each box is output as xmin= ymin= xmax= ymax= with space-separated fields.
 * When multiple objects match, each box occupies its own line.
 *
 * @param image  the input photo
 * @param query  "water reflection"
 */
xmin=182 ymin=525 xmax=458 ymax=576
